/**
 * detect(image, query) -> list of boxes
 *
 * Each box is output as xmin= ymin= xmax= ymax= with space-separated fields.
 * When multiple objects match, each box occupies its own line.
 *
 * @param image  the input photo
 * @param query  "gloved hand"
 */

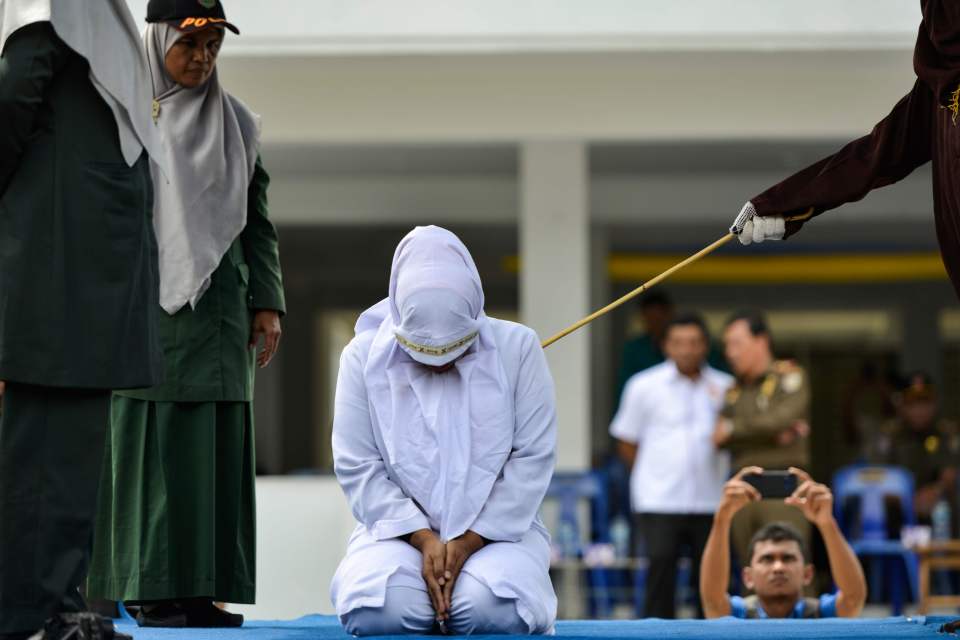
xmin=729 ymin=201 xmax=785 ymax=246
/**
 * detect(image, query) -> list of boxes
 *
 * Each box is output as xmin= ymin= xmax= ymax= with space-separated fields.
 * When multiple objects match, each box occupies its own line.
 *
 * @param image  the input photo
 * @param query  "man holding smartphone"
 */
xmin=699 ymin=467 xmax=866 ymax=619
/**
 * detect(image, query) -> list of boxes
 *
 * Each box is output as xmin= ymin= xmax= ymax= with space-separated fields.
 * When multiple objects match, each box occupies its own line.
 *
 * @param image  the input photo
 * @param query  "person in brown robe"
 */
xmin=730 ymin=1 xmax=960 ymax=299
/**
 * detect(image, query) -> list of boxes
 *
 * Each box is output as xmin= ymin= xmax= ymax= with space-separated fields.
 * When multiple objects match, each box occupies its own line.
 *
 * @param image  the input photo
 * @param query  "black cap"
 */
xmin=899 ymin=371 xmax=936 ymax=403
xmin=146 ymin=0 xmax=240 ymax=35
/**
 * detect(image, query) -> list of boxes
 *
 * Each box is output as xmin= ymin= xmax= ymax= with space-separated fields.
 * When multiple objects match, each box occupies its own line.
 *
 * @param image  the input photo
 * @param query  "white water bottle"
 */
xmin=932 ymin=499 xmax=952 ymax=540
xmin=610 ymin=514 xmax=631 ymax=559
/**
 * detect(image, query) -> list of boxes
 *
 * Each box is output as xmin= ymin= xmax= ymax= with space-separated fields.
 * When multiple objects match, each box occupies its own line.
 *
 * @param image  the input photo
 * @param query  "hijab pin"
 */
xmin=151 ymin=99 xmax=161 ymax=123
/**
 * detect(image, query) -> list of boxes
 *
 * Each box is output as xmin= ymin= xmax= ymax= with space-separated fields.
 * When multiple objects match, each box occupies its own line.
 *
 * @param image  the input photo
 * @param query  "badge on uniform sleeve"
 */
xmin=757 ymin=375 xmax=776 ymax=410
xmin=782 ymin=371 xmax=802 ymax=394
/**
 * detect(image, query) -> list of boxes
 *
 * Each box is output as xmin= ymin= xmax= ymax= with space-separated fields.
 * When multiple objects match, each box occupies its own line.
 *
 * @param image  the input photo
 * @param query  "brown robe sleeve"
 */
xmin=751 ymin=80 xmax=935 ymax=237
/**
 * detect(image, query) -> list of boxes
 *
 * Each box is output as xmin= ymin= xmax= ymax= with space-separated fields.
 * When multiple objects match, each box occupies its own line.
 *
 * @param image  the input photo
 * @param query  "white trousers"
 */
xmin=332 ymin=526 xmax=557 ymax=634
xmin=342 ymin=572 xmax=529 ymax=636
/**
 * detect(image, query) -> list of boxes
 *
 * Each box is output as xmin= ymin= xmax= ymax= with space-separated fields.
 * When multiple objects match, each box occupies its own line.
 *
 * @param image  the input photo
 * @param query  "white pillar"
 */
xmin=520 ymin=141 xmax=590 ymax=471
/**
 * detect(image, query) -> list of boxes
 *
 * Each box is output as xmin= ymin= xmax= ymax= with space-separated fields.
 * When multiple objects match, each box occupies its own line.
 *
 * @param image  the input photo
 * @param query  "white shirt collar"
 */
xmin=667 ymin=359 xmax=705 ymax=384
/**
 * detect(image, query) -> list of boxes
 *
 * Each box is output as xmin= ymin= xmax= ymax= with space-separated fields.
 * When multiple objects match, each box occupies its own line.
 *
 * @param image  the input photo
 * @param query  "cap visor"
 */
xmin=166 ymin=19 xmax=239 ymax=35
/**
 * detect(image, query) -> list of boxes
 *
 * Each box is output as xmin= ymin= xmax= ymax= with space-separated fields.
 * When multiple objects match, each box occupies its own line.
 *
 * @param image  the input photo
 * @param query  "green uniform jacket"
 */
xmin=720 ymin=360 xmax=811 ymax=470
xmin=0 ymin=24 xmax=163 ymax=390
xmin=118 ymin=156 xmax=285 ymax=403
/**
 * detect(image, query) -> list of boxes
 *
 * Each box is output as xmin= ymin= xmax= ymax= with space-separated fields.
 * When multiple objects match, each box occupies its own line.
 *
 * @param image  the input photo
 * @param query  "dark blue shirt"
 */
xmin=729 ymin=593 xmax=838 ymax=619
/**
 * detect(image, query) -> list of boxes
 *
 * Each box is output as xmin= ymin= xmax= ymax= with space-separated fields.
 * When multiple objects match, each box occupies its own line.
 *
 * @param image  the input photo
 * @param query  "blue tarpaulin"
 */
xmin=114 ymin=613 xmax=958 ymax=640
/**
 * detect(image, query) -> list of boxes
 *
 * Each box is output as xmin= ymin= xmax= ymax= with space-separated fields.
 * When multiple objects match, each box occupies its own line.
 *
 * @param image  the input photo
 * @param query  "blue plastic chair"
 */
xmin=544 ymin=470 xmax=613 ymax=617
xmin=832 ymin=464 xmax=919 ymax=615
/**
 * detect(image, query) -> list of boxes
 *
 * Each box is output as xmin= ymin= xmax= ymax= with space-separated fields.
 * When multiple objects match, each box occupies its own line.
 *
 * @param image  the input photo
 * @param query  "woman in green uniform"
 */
xmin=87 ymin=0 xmax=285 ymax=628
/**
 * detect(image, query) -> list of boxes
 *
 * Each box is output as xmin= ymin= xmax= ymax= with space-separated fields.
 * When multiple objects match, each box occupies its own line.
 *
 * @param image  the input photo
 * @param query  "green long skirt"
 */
xmin=87 ymin=397 xmax=256 ymax=604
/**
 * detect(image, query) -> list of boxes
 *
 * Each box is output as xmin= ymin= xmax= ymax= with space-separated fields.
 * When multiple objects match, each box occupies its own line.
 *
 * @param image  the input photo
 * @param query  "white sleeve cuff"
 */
xmin=369 ymin=511 xmax=432 ymax=541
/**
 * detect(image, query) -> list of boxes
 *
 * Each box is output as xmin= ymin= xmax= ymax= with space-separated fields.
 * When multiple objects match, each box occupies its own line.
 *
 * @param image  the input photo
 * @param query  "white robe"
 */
xmin=330 ymin=318 xmax=558 ymax=634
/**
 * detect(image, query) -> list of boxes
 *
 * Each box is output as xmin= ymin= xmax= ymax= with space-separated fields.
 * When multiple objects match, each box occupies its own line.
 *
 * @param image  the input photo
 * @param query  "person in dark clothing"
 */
xmin=877 ymin=373 xmax=959 ymax=533
xmin=730 ymin=1 xmax=960 ymax=302
xmin=614 ymin=292 xmax=675 ymax=407
xmin=0 ymin=1 xmax=165 ymax=639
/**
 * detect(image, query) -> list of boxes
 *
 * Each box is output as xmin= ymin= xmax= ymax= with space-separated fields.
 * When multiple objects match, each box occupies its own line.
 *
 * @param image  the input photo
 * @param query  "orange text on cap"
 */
xmin=179 ymin=17 xmax=227 ymax=29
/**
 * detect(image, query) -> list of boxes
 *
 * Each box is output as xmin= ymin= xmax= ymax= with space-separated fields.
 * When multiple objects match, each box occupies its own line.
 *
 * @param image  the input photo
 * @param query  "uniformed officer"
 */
xmin=87 ymin=0 xmax=285 ymax=628
xmin=878 ymin=373 xmax=959 ymax=534
xmin=0 ymin=2 xmax=164 ymax=638
xmin=713 ymin=311 xmax=812 ymax=568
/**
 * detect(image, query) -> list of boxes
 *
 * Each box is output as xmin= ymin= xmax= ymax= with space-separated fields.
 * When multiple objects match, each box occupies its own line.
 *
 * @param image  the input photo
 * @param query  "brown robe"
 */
xmin=751 ymin=0 xmax=960 ymax=298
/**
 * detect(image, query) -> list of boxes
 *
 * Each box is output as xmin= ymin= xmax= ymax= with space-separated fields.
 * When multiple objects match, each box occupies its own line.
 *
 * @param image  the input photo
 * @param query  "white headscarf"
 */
xmin=0 ymin=0 xmax=164 ymax=169
xmin=356 ymin=226 xmax=514 ymax=542
xmin=144 ymin=22 xmax=261 ymax=315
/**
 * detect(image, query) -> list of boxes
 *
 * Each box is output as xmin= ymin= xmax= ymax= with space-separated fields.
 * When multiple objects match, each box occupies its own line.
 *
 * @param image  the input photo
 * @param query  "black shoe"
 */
xmin=86 ymin=600 xmax=119 ymax=620
xmin=27 ymin=613 xmax=125 ymax=639
xmin=135 ymin=602 xmax=187 ymax=628
xmin=182 ymin=600 xmax=243 ymax=628
xmin=0 ymin=631 xmax=34 ymax=640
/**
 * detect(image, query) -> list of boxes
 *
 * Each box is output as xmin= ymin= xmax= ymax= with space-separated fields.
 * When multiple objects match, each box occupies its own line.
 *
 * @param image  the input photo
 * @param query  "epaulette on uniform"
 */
xmin=773 ymin=359 xmax=801 ymax=374
xmin=775 ymin=360 xmax=804 ymax=394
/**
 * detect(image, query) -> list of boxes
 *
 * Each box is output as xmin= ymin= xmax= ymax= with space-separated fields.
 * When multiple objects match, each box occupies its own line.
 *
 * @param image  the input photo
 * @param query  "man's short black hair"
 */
xmin=638 ymin=291 xmax=673 ymax=310
xmin=665 ymin=311 xmax=709 ymax=342
xmin=725 ymin=309 xmax=770 ymax=337
xmin=747 ymin=522 xmax=810 ymax=564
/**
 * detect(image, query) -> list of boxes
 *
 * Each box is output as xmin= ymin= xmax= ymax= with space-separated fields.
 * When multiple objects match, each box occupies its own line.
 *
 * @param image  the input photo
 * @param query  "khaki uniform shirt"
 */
xmin=721 ymin=360 xmax=811 ymax=470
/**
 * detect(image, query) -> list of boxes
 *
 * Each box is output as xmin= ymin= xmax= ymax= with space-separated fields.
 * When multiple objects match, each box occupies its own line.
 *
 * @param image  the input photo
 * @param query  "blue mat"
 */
xmin=114 ymin=614 xmax=958 ymax=640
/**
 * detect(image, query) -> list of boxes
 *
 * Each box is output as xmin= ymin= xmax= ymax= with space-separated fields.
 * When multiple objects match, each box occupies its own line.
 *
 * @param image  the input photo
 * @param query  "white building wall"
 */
xmin=126 ymin=1 xmax=919 ymax=54
xmin=215 ymin=49 xmax=916 ymax=146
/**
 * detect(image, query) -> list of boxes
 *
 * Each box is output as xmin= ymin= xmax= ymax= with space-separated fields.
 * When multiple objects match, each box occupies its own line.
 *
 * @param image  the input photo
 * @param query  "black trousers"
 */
xmin=636 ymin=512 xmax=713 ymax=619
xmin=0 ymin=383 xmax=111 ymax=634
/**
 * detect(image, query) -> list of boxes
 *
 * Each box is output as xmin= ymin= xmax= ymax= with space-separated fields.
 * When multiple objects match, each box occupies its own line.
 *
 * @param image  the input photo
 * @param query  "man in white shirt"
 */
xmin=611 ymin=312 xmax=733 ymax=618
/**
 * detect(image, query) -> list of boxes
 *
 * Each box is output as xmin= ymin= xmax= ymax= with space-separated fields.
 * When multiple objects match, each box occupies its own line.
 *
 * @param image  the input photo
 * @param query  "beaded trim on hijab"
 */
xmin=394 ymin=331 xmax=478 ymax=357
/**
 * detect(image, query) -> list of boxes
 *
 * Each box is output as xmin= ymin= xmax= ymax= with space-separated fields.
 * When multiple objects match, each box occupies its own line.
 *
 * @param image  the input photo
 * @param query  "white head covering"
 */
xmin=0 ymin=0 xmax=164 ymax=169
xmin=390 ymin=228 xmax=485 ymax=366
xmin=143 ymin=22 xmax=261 ymax=315
xmin=356 ymin=226 xmax=514 ymax=542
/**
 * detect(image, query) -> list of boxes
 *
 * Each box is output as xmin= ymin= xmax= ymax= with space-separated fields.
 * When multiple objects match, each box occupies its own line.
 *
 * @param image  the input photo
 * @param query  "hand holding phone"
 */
xmin=742 ymin=470 xmax=798 ymax=499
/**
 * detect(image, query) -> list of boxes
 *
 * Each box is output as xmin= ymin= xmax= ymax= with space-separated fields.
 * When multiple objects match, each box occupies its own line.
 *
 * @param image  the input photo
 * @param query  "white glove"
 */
xmin=730 ymin=201 xmax=785 ymax=246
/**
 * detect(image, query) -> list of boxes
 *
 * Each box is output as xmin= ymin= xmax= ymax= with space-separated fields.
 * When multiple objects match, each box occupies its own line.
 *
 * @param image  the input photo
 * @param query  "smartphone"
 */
xmin=743 ymin=470 xmax=798 ymax=499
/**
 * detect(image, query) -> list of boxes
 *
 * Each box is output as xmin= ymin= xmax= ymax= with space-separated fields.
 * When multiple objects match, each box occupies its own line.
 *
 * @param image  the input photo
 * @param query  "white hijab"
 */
xmin=144 ymin=23 xmax=260 ymax=315
xmin=356 ymin=226 xmax=514 ymax=542
xmin=0 ymin=0 xmax=164 ymax=169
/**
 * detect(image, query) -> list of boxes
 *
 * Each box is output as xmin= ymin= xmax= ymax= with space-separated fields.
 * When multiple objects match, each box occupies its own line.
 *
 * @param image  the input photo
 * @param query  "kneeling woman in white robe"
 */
xmin=330 ymin=226 xmax=558 ymax=636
